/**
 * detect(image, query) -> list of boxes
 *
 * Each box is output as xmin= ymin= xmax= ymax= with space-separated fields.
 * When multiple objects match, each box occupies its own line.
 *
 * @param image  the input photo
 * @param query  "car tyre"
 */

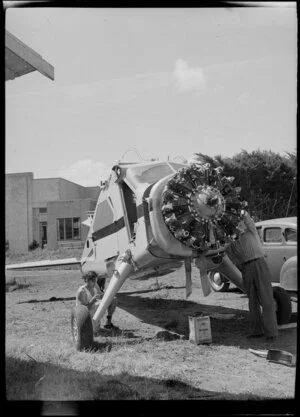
xmin=272 ymin=286 xmax=292 ymax=325
xmin=208 ymin=271 xmax=230 ymax=292
xmin=71 ymin=305 xmax=94 ymax=351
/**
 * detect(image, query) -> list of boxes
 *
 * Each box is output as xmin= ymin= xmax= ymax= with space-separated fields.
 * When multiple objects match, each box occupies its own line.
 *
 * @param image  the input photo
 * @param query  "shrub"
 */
xmin=28 ymin=240 xmax=39 ymax=251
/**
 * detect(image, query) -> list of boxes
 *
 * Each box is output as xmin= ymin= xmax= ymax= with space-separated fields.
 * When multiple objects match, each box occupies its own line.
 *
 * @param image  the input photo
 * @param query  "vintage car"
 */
xmin=208 ymin=217 xmax=297 ymax=324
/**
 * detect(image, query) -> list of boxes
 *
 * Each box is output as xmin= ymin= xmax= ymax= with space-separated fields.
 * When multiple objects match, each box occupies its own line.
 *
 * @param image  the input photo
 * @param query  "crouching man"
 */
xmin=76 ymin=271 xmax=118 ymax=334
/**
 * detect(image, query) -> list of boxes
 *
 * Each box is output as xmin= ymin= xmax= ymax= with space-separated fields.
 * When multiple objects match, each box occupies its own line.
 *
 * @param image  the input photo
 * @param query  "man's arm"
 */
xmin=76 ymin=287 xmax=87 ymax=306
xmin=76 ymin=287 xmax=100 ymax=308
xmin=241 ymin=211 xmax=257 ymax=234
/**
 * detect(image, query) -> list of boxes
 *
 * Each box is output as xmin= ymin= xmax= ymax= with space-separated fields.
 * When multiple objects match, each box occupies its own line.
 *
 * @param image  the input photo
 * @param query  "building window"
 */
xmin=39 ymin=207 xmax=47 ymax=213
xmin=57 ymin=218 xmax=81 ymax=240
xmin=40 ymin=222 xmax=47 ymax=244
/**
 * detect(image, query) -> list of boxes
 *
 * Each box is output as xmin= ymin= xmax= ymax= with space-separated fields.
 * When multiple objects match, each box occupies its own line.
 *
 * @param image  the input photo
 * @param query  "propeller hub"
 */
xmin=189 ymin=185 xmax=225 ymax=221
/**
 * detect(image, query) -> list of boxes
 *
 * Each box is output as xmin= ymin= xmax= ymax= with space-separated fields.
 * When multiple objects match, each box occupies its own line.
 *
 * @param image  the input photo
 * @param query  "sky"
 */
xmin=5 ymin=3 xmax=297 ymax=186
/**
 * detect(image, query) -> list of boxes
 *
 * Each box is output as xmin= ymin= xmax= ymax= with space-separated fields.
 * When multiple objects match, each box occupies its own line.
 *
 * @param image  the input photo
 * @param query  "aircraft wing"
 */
xmin=5 ymin=258 xmax=81 ymax=270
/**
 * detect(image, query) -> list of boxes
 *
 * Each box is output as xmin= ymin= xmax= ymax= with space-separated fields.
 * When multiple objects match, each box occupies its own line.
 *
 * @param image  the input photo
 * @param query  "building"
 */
xmin=5 ymin=173 xmax=100 ymax=252
xmin=5 ymin=30 xmax=54 ymax=81
xmin=5 ymin=30 xmax=97 ymax=252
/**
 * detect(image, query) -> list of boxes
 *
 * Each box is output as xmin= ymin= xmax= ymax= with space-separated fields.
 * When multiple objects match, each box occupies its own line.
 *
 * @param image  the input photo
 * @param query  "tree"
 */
xmin=193 ymin=149 xmax=297 ymax=220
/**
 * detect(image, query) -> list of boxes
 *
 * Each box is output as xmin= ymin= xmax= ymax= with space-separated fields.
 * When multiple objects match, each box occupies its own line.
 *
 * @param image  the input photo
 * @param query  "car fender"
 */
xmin=280 ymin=256 xmax=297 ymax=292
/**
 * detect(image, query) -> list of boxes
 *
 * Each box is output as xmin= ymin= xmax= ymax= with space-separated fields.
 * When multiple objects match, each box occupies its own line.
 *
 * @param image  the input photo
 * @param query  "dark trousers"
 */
xmin=242 ymin=257 xmax=278 ymax=338
xmin=107 ymin=296 xmax=117 ymax=318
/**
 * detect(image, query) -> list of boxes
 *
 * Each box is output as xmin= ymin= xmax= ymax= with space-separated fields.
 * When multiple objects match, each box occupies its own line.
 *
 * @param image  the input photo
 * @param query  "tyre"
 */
xmin=280 ymin=256 xmax=297 ymax=292
xmin=71 ymin=305 xmax=94 ymax=351
xmin=208 ymin=271 xmax=230 ymax=292
xmin=272 ymin=286 xmax=292 ymax=325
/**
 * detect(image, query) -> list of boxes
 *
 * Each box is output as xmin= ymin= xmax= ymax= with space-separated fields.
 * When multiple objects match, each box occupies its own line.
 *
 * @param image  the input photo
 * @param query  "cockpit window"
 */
xmin=93 ymin=200 xmax=114 ymax=232
xmin=119 ymin=181 xmax=137 ymax=242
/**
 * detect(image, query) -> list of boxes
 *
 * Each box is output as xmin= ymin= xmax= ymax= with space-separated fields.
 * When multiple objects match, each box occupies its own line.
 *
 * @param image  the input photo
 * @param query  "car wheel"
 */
xmin=272 ymin=286 xmax=292 ymax=325
xmin=208 ymin=271 xmax=230 ymax=292
xmin=280 ymin=256 xmax=297 ymax=292
xmin=71 ymin=305 xmax=94 ymax=351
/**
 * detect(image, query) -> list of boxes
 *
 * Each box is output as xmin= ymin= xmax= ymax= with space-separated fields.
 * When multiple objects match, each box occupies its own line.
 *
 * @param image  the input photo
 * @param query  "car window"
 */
xmin=284 ymin=228 xmax=297 ymax=242
xmin=256 ymin=226 xmax=263 ymax=242
xmin=263 ymin=227 xmax=282 ymax=243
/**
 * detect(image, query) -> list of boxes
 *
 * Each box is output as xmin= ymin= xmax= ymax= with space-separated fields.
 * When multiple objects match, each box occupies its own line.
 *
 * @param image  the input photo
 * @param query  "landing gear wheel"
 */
xmin=208 ymin=271 xmax=230 ymax=292
xmin=71 ymin=305 xmax=94 ymax=351
xmin=273 ymin=286 xmax=292 ymax=325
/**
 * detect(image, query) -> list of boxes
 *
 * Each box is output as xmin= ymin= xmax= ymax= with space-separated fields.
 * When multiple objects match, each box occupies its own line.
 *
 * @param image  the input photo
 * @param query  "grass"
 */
xmin=6 ymin=277 xmax=32 ymax=292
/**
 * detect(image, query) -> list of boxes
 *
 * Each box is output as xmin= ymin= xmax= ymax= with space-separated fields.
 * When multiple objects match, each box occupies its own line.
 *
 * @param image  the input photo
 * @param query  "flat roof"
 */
xmin=5 ymin=30 xmax=54 ymax=81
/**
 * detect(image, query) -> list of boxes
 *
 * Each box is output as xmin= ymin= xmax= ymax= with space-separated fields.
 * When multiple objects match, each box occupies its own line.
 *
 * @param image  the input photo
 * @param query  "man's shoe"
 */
xmin=104 ymin=323 xmax=119 ymax=330
xmin=247 ymin=333 xmax=264 ymax=339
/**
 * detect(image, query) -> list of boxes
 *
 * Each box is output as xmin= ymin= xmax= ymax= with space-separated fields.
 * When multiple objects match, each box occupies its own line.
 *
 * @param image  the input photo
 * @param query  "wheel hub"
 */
xmin=213 ymin=273 xmax=222 ymax=286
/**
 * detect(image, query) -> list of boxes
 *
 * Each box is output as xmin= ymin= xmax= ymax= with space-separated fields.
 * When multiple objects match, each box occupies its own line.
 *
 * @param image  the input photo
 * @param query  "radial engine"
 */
xmin=161 ymin=163 xmax=247 ymax=252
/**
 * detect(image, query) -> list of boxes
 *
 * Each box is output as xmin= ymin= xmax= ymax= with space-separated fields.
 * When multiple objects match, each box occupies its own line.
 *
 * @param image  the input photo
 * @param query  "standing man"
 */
xmin=76 ymin=271 xmax=118 ymax=334
xmin=228 ymin=210 xmax=278 ymax=341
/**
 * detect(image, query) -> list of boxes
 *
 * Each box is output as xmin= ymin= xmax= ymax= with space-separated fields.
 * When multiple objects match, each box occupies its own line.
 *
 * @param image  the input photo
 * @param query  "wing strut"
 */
xmin=92 ymin=249 xmax=135 ymax=324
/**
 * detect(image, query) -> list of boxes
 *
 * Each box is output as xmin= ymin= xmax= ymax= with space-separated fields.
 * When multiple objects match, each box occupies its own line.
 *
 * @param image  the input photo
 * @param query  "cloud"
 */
xmin=172 ymin=59 xmax=206 ymax=93
xmin=57 ymin=160 xmax=111 ymax=187
xmin=237 ymin=91 xmax=250 ymax=104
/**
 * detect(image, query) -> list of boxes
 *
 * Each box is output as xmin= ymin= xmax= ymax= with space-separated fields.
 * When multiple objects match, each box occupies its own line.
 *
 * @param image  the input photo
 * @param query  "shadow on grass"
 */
xmin=91 ymin=336 xmax=144 ymax=353
xmin=91 ymin=329 xmax=141 ymax=351
xmin=6 ymin=355 xmax=294 ymax=408
xmin=226 ymin=287 xmax=244 ymax=293
xmin=18 ymin=296 xmax=76 ymax=304
xmin=116 ymin=293 xmax=297 ymax=354
xmin=123 ymin=284 xmax=186 ymax=295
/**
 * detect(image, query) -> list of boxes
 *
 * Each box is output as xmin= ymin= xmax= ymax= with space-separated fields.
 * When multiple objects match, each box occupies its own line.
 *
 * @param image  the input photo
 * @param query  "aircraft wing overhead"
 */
xmin=5 ymin=258 xmax=81 ymax=270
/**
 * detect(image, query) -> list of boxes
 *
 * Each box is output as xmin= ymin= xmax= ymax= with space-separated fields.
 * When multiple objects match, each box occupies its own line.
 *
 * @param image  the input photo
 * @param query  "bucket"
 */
xmin=189 ymin=313 xmax=212 ymax=345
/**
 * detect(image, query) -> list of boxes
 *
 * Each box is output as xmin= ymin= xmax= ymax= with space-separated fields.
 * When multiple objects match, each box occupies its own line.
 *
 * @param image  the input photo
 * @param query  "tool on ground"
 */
xmin=248 ymin=348 xmax=296 ymax=367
